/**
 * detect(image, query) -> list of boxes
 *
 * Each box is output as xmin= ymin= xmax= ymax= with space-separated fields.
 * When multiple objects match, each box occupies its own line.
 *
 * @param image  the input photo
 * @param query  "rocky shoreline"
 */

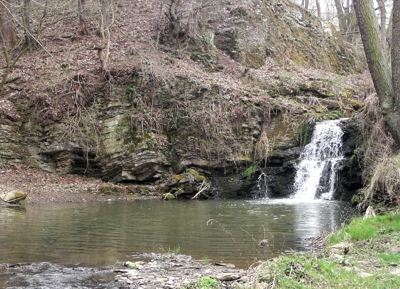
xmin=0 ymin=167 xmax=249 ymax=288
xmin=114 ymin=253 xmax=247 ymax=289
xmin=1 ymin=253 xmax=248 ymax=289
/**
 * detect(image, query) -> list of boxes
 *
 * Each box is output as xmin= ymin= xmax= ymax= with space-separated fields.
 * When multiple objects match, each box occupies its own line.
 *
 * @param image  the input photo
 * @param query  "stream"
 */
xmin=0 ymin=199 xmax=355 ymax=288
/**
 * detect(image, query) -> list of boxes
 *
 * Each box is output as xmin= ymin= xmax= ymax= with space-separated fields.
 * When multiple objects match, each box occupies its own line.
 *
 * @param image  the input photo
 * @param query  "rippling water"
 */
xmin=0 ymin=199 xmax=355 ymax=270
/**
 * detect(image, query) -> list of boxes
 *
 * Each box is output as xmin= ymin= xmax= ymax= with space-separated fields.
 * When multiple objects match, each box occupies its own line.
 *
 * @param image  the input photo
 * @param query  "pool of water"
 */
xmin=0 ymin=199 xmax=355 ymax=271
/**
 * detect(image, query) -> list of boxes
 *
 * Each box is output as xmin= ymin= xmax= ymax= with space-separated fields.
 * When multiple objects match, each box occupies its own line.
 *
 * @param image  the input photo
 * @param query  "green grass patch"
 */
xmin=330 ymin=213 xmax=400 ymax=244
xmin=248 ymin=252 xmax=400 ymax=289
xmin=378 ymin=252 xmax=400 ymax=264
xmin=201 ymin=256 xmax=211 ymax=265
xmin=181 ymin=276 xmax=220 ymax=289
xmin=159 ymin=245 xmax=181 ymax=255
xmin=245 ymin=213 xmax=400 ymax=289
xmin=254 ymin=254 xmax=367 ymax=288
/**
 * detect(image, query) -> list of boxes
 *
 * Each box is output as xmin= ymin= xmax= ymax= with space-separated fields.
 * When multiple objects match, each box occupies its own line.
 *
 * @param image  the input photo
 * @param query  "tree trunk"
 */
xmin=392 ymin=0 xmax=400 ymax=111
xmin=100 ymin=0 xmax=111 ymax=34
xmin=354 ymin=0 xmax=400 ymax=147
xmin=334 ymin=0 xmax=346 ymax=36
xmin=387 ymin=8 xmax=393 ymax=50
xmin=78 ymin=0 xmax=88 ymax=35
xmin=97 ymin=0 xmax=113 ymax=76
xmin=22 ymin=0 xmax=33 ymax=47
xmin=315 ymin=0 xmax=321 ymax=18
xmin=302 ymin=0 xmax=309 ymax=10
xmin=376 ymin=0 xmax=387 ymax=44
xmin=0 ymin=0 xmax=17 ymax=46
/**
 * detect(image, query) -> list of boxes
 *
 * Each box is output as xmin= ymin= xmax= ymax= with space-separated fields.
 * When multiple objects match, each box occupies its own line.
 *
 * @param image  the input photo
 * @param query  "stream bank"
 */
xmin=1 ymin=254 xmax=247 ymax=289
xmin=3 ymin=224 xmax=400 ymax=289
xmin=0 ymin=167 xmax=157 ymax=204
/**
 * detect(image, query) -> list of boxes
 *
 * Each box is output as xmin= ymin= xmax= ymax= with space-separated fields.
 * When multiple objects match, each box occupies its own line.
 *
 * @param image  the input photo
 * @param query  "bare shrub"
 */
xmin=355 ymin=93 xmax=398 ymax=208
xmin=355 ymin=94 xmax=396 ymax=180
xmin=155 ymin=0 xmax=222 ymax=48
xmin=364 ymin=154 xmax=400 ymax=205
xmin=254 ymin=128 xmax=273 ymax=166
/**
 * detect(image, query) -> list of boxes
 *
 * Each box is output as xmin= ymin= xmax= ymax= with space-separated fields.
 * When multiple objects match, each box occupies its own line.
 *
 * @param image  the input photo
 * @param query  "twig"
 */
xmin=191 ymin=180 xmax=210 ymax=199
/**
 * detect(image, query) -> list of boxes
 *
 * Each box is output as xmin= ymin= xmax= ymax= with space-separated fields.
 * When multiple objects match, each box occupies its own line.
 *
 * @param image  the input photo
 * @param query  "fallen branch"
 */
xmin=5 ymin=76 xmax=21 ymax=84
xmin=191 ymin=180 xmax=210 ymax=199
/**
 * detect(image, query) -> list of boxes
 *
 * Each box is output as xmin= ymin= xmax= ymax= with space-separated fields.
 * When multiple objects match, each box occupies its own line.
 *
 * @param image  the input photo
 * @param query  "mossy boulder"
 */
xmin=1 ymin=190 xmax=27 ymax=204
xmin=165 ymin=168 xmax=212 ymax=199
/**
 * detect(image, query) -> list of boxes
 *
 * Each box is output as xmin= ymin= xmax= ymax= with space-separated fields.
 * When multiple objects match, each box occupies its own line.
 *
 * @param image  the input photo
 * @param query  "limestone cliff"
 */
xmin=0 ymin=0 xmax=367 ymax=199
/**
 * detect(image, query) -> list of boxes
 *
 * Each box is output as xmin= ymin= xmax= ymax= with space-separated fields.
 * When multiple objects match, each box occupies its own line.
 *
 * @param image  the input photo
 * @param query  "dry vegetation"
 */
xmin=354 ymin=77 xmax=400 ymax=209
xmin=0 ymin=0 xmax=378 ymax=203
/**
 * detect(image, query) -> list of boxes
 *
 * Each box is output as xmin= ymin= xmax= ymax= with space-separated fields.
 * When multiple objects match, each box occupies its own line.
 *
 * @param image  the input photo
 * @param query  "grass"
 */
xmin=201 ymin=256 xmax=211 ymax=265
xmin=160 ymin=245 xmax=181 ymax=255
xmin=241 ymin=212 xmax=400 ymax=289
xmin=181 ymin=276 xmax=220 ymax=289
xmin=329 ymin=213 xmax=400 ymax=244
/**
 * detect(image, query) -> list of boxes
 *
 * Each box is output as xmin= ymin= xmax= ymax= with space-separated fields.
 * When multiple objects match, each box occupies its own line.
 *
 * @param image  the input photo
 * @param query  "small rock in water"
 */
xmin=215 ymin=262 xmax=236 ymax=268
xmin=1 ymin=190 xmax=27 ymax=204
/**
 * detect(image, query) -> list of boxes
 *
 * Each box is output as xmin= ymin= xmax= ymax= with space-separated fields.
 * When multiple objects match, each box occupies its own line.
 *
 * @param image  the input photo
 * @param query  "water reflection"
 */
xmin=0 ymin=200 xmax=355 ymax=270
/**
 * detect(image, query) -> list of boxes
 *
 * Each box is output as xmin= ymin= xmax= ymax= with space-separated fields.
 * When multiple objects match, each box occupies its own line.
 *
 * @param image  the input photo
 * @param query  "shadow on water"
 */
xmin=0 ymin=199 xmax=356 ymax=288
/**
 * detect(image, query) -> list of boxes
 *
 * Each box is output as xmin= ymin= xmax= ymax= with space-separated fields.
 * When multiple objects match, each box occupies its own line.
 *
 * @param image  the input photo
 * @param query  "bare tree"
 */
xmin=0 ymin=0 xmax=79 ymax=95
xmin=96 ymin=0 xmax=114 ymax=75
xmin=354 ymin=0 xmax=400 ymax=146
xmin=78 ymin=0 xmax=88 ymax=35
xmin=0 ymin=0 xmax=22 ymax=93
xmin=376 ymin=0 xmax=388 ymax=45
xmin=391 ymin=0 xmax=400 ymax=116
xmin=0 ymin=0 xmax=16 ymax=46
xmin=157 ymin=0 xmax=222 ymax=48
xmin=315 ymin=0 xmax=321 ymax=18
xmin=302 ymin=0 xmax=310 ymax=10
xmin=335 ymin=0 xmax=347 ymax=34
xmin=21 ymin=0 xmax=34 ymax=47
xmin=100 ymin=0 xmax=111 ymax=34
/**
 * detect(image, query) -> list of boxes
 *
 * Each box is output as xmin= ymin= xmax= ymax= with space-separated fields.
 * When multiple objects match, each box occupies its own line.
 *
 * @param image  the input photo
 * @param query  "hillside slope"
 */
xmin=0 ymin=0 xmax=369 ymax=200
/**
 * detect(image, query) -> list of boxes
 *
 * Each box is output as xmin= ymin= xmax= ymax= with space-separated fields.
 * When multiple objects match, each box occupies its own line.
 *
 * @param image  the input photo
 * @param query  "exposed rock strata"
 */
xmin=0 ymin=0 xmax=366 ymax=200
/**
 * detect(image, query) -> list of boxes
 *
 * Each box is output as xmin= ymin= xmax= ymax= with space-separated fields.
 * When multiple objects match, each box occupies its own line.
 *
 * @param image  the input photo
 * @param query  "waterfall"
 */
xmin=257 ymin=172 xmax=268 ymax=198
xmin=292 ymin=119 xmax=346 ymax=201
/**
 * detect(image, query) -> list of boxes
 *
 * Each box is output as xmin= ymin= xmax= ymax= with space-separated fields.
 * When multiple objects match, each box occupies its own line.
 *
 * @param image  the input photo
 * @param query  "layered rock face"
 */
xmin=0 ymin=0 xmax=365 ymax=199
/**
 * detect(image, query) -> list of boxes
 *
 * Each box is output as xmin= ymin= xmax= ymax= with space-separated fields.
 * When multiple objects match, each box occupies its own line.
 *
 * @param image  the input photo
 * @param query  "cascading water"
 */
xmin=292 ymin=119 xmax=346 ymax=201
xmin=257 ymin=172 xmax=268 ymax=198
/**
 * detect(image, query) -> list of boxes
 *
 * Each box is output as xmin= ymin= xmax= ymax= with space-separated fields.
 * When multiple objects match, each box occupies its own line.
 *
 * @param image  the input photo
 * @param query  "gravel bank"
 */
xmin=0 ymin=167 xmax=155 ymax=204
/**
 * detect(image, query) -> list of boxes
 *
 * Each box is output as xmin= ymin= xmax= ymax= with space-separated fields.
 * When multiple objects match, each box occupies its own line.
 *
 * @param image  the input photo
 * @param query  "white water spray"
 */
xmin=292 ymin=119 xmax=346 ymax=201
xmin=257 ymin=172 xmax=268 ymax=198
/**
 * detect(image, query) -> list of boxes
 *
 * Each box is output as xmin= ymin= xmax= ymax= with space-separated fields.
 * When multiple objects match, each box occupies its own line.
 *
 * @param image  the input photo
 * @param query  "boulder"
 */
xmin=1 ymin=190 xmax=27 ymax=204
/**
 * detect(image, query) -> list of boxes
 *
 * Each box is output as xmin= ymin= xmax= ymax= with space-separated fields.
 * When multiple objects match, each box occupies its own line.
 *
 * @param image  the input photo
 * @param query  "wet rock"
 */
xmin=165 ymin=168 xmax=212 ymax=199
xmin=113 ymin=253 xmax=246 ymax=289
xmin=0 ymin=190 xmax=27 ymax=204
xmin=1 ymin=262 xmax=115 ymax=288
